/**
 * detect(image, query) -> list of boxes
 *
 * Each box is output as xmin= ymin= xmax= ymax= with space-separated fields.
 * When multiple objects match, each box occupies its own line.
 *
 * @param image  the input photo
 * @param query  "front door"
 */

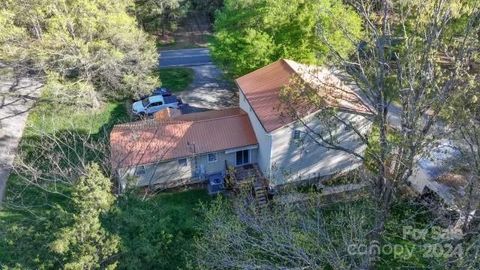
xmin=235 ymin=149 xmax=249 ymax=166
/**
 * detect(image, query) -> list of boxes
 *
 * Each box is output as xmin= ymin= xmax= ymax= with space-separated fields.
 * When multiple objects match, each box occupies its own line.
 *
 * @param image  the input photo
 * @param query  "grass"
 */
xmin=1 ymin=181 xmax=212 ymax=269
xmin=0 ymin=174 xmax=72 ymax=269
xmin=105 ymin=189 xmax=212 ymax=269
xmin=378 ymin=199 xmax=447 ymax=268
xmin=0 ymin=98 xmax=129 ymax=268
xmin=158 ymin=36 xmax=212 ymax=50
xmin=0 ymin=95 xmax=213 ymax=269
xmin=158 ymin=67 xmax=194 ymax=92
xmin=25 ymin=101 xmax=129 ymax=135
xmin=157 ymin=39 xmax=207 ymax=50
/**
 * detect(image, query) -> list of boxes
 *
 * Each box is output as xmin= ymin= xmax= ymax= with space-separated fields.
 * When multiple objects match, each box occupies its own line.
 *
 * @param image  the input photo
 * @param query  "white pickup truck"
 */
xmin=132 ymin=95 xmax=181 ymax=115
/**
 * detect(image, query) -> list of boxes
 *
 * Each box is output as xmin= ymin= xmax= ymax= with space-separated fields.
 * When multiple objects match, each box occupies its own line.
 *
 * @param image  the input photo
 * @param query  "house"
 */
xmin=110 ymin=108 xmax=258 ymax=191
xmin=110 ymin=59 xmax=373 ymax=191
xmin=236 ymin=59 xmax=372 ymax=186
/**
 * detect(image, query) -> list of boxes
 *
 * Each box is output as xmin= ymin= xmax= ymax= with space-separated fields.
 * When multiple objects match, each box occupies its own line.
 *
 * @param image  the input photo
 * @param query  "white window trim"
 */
xmin=207 ymin=153 xmax=218 ymax=163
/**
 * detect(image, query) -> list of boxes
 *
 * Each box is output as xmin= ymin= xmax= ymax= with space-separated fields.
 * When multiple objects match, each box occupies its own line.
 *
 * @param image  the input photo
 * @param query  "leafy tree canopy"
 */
xmin=189 ymin=0 xmax=223 ymax=20
xmin=210 ymin=0 xmax=363 ymax=77
xmin=134 ymin=0 xmax=190 ymax=34
xmin=0 ymin=0 xmax=159 ymax=104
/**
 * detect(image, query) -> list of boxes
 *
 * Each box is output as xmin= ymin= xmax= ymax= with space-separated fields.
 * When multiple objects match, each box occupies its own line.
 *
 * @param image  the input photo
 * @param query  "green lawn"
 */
xmin=0 ymin=96 xmax=213 ymax=269
xmin=0 ymin=98 xmax=128 ymax=268
xmin=158 ymin=67 xmax=194 ymax=92
xmin=1 ymin=181 xmax=211 ymax=269
xmin=105 ymin=189 xmax=212 ymax=269
xmin=24 ymin=101 xmax=129 ymax=135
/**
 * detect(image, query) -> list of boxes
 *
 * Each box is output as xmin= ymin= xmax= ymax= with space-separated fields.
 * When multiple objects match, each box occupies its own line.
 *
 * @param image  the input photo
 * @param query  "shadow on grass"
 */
xmin=103 ymin=189 xmax=212 ymax=269
xmin=0 ymin=102 xmax=129 ymax=269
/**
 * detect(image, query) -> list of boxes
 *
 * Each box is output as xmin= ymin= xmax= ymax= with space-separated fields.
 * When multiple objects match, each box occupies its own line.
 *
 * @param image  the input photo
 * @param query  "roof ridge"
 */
xmin=280 ymin=59 xmax=312 ymax=87
xmin=112 ymin=119 xmax=190 ymax=131
xmin=189 ymin=112 xmax=246 ymax=124
xmin=113 ymin=119 xmax=157 ymax=128
xmin=237 ymin=59 xmax=294 ymax=81
xmin=280 ymin=59 xmax=299 ymax=73
xmin=112 ymin=110 xmax=248 ymax=132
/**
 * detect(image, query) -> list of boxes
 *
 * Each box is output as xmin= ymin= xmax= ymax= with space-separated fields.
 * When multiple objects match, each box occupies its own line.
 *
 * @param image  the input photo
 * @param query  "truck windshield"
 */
xmin=141 ymin=98 xmax=149 ymax=107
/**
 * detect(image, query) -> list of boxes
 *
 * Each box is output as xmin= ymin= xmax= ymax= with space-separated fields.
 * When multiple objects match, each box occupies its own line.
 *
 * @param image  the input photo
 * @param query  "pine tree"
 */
xmin=50 ymin=164 xmax=120 ymax=269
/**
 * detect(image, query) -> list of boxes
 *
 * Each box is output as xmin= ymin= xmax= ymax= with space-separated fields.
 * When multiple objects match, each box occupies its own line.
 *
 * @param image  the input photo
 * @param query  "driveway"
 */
xmin=159 ymin=48 xmax=237 ymax=112
xmin=0 ymin=73 xmax=41 ymax=204
xmin=178 ymin=65 xmax=237 ymax=112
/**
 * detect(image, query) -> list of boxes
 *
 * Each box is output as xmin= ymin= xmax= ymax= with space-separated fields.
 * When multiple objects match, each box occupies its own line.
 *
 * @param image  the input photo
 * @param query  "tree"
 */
xmin=0 ymin=0 xmax=159 ymax=105
xmin=279 ymin=0 xmax=479 ymax=241
xmin=50 ymin=163 xmax=120 ymax=269
xmin=188 ymin=0 xmax=223 ymax=21
xmin=210 ymin=0 xmax=363 ymax=77
xmin=0 ymin=9 xmax=25 ymax=55
xmin=134 ymin=0 xmax=189 ymax=35
xmin=195 ymin=193 xmax=373 ymax=269
xmin=446 ymin=62 xmax=480 ymax=234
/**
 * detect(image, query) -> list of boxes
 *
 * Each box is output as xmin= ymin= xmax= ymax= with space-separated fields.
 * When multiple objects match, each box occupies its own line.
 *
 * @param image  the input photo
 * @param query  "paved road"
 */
xmin=159 ymin=48 xmax=212 ymax=67
xmin=0 ymin=75 xmax=41 ymax=205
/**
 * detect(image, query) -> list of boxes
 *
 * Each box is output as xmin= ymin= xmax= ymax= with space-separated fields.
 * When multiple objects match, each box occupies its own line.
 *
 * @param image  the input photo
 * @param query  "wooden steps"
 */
xmin=253 ymin=179 xmax=268 ymax=209
xmin=226 ymin=163 xmax=269 ymax=210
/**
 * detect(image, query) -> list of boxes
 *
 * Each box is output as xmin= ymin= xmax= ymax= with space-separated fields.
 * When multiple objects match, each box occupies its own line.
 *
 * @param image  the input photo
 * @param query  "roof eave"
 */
xmin=113 ymin=143 xmax=260 ymax=170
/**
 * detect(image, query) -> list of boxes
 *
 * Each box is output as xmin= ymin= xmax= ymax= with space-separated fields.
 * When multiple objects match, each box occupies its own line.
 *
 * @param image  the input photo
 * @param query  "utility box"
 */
xmin=207 ymin=172 xmax=225 ymax=195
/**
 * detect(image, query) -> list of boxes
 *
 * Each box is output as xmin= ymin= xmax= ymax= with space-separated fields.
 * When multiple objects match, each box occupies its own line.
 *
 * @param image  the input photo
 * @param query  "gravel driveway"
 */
xmin=159 ymin=48 xmax=238 ymax=113
xmin=177 ymin=64 xmax=238 ymax=113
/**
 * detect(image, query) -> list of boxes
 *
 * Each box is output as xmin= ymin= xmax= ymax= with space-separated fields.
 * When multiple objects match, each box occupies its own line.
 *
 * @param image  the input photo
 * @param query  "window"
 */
xmin=235 ymin=150 xmax=249 ymax=166
xmin=293 ymin=130 xmax=301 ymax=140
xmin=178 ymin=158 xmax=188 ymax=167
xmin=151 ymin=101 xmax=163 ymax=107
xmin=142 ymin=98 xmax=149 ymax=107
xmin=208 ymin=153 xmax=217 ymax=163
xmin=135 ymin=165 xmax=145 ymax=175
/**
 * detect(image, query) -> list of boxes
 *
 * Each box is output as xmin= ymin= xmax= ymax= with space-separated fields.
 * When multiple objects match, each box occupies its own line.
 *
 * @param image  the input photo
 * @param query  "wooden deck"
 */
xmin=227 ymin=163 xmax=270 ymax=209
xmin=234 ymin=164 xmax=259 ymax=181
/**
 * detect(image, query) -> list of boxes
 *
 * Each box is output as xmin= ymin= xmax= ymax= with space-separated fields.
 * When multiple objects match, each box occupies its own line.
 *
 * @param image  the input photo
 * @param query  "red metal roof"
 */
xmin=110 ymin=108 xmax=258 ymax=169
xmin=235 ymin=59 xmax=372 ymax=133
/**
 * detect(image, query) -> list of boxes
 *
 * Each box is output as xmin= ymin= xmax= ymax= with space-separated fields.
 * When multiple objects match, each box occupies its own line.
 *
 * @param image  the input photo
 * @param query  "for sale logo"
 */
xmin=347 ymin=226 xmax=463 ymax=260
